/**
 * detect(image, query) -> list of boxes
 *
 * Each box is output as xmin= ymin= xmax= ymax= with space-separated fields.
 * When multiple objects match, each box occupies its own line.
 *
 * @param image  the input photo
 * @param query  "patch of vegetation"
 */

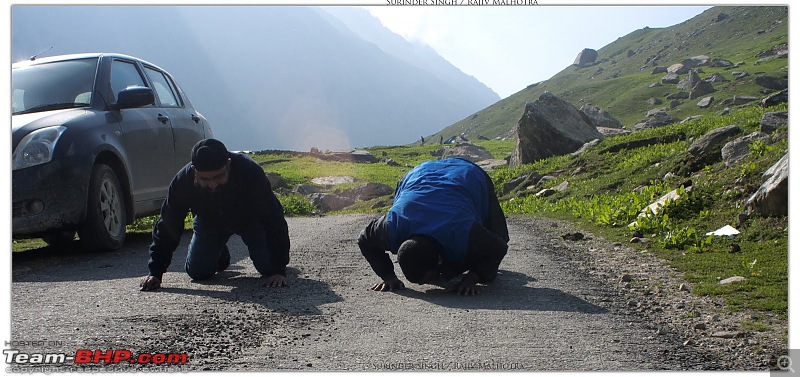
xmin=496 ymin=103 xmax=787 ymax=317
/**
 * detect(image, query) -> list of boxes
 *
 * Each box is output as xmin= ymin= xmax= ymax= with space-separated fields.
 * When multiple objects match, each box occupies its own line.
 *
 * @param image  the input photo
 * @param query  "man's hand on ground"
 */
xmin=139 ymin=275 xmax=162 ymax=291
xmin=263 ymin=274 xmax=287 ymax=287
xmin=445 ymin=271 xmax=481 ymax=296
xmin=371 ymin=277 xmax=405 ymax=292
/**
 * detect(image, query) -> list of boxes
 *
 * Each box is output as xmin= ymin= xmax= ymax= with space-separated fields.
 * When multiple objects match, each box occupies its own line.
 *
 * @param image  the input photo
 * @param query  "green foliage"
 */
xmin=499 ymin=104 xmax=786 ymax=316
xmin=277 ymin=192 xmax=315 ymax=217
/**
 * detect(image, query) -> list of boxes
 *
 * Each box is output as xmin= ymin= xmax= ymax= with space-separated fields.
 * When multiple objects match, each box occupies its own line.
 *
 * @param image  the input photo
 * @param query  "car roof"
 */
xmin=12 ymin=52 xmax=164 ymax=71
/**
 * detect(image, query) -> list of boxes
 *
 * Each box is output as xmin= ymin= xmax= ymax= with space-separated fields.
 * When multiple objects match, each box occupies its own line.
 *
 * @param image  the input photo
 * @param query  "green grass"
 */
xmin=497 ymin=103 xmax=787 ymax=318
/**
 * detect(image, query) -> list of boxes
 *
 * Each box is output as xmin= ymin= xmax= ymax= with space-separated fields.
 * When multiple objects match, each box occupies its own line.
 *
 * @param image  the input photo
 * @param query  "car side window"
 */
xmin=110 ymin=60 xmax=147 ymax=103
xmin=144 ymin=66 xmax=181 ymax=108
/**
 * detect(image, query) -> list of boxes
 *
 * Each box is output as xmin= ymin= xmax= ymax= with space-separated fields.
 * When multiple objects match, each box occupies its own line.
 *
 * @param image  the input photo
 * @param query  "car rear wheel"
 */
xmin=41 ymin=230 xmax=77 ymax=247
xmin=78 ymin=164 xmax=126 ymax=251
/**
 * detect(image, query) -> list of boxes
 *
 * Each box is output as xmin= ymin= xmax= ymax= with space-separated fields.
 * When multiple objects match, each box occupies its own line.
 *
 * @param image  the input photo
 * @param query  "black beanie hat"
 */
xmin=397 ymin=236 xmax=440 ymax=283
xmin=191 ymin=139 xmax=229 ymax=172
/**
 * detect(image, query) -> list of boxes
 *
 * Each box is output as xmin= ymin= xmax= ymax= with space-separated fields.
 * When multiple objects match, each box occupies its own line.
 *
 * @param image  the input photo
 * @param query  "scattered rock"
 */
xmin=759 ymin=111 xmax=788 ymax=133
xmin=719 ymin=276 xmax=746 ymax=285
xmin=721 ymin=132 xmax=771 ymax=167
xmin=745 ymin=153 xmax=788 ymax=217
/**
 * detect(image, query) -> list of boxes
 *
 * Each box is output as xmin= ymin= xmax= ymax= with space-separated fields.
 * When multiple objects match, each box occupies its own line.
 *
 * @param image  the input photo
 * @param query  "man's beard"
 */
xmin=194 ymin=179 xmax=227 ymax=200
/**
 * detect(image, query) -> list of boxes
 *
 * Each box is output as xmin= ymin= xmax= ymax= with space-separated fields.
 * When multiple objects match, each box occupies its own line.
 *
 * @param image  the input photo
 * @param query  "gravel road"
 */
xmin=10 ymin=214 xmax=784 ymax=371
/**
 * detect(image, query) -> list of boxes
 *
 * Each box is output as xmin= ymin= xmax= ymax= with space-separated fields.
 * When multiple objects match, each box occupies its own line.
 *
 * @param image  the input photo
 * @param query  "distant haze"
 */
xmin=12 ymin=6 xmax=499 ymax=151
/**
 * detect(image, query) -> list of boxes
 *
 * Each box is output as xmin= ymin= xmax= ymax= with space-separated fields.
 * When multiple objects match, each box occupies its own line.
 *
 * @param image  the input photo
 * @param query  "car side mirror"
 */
xmin=112 ymin=86 xmax=154 ymax=110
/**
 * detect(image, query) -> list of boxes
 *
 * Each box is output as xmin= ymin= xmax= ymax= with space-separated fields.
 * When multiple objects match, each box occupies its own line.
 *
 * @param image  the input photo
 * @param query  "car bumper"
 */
xmin=12 ymin=155 xmax=93 ymax=238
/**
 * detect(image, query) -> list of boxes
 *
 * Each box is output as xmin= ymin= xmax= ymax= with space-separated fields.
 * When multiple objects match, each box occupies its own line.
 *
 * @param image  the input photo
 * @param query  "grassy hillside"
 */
xmin=432 ymin=6 xmax=788 ymax=141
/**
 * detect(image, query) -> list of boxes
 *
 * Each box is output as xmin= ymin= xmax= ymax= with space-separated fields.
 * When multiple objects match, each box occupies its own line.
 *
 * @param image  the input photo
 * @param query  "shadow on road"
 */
xmin=396 ymin=270 xmax=608 ymax=314
xmin=13 ymin=234 xmax=251 ymax=282
xmin=146 ymin=267 xmax=343 ymax=315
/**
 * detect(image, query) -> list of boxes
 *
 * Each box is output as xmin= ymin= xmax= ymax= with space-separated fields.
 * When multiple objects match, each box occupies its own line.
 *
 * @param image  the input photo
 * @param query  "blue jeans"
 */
xmin=185 ymin=216 xmax=274 ymax=280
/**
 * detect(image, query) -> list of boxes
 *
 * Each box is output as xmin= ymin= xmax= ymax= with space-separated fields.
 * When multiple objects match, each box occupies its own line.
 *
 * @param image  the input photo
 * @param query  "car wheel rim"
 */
xmin=99 ymin=177 xmax=123 ymax=237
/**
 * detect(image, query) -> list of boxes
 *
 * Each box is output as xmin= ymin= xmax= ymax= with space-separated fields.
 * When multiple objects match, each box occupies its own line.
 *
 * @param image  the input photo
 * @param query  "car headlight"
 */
xmin=12 ymin=126 xmax=67 ymax=170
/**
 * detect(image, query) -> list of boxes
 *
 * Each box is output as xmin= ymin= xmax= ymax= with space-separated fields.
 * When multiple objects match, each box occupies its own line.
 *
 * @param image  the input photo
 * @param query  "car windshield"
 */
xmin=12 ymin=58 xmax=98 ymax=115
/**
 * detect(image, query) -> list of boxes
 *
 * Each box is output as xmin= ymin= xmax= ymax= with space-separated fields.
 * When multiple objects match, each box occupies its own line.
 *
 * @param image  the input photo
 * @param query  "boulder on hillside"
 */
xmin=308 ymin=193 xmax=355 ymax=213
xmin=709 ymin=58 xmax=734 ymax=68
xmin=690 ymin=81 xmax=715 ymax=99
xmin=762 ymin=89 xmax=788 ymax=108
xmin=721 ymin=96 xmax=758 ymax=106
xmin=440 ymin=141 xmax=495 ymax=162
xmin=338 ymin=182 xmax=394 ymax=201
xmin=265 ymin=172 xmax=288 ymax=190
xmin=745 ymin=154 xmax=788 ymax=217
xmin=677 ymin=70 xmax=702 ymax=91
xmin=755 ymin=75 xmax=788 ymax=91
xmin=721 ymin=132 xmax=771 ymax=167
xmin=294 ymin=184 xmax=324 ymax=196
xmin=633 ymin=109 xmax=678 ymax=130
xmin=760 ymin=111 xmax=788 ymax=133
xmin=683 ymin=55 xmax=710 ymax=68
xmin=661 ymin=73 xmax=680 ymax=84
xmin=579 ymin=104 xmax=623 ymax=128
xmin=678 ymin=125 xmax=743 ymax=174
xmin=697 ymin=96 xmax=714 ymax=108
xmin=651 ymin=66 xmax=668 ymax=74
xmin=667 ymin=63 xmax=689 ymax=75
xmin=573 ymin=48 xmax=598 ymax=67
xmin=510 ymin=92 xmax=603 ymax=167
xmin=704 ymin=73 xmax=729 ymax=83
xmin=501 ymin=171 xmax=543 ymax=196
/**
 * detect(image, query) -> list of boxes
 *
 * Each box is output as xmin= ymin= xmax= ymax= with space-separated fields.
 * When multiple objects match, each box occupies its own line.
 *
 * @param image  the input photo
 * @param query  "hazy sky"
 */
xmin=364 ymin=5 xmax=712 ymax=98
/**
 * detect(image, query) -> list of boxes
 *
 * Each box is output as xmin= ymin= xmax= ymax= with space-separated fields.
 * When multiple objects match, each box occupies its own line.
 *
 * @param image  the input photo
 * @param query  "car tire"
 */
xmin=78 ymin=164 xmax=126 ymax=251
xmin=41 ymin=230 xmax=77 ymax=247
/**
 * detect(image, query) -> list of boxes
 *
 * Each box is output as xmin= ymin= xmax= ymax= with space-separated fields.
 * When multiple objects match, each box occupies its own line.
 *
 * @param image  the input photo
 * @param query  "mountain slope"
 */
xmin=434 ymin=6 xmax=788 ymax=142
xmin=11 ymin=5 xmax=499 ymax=151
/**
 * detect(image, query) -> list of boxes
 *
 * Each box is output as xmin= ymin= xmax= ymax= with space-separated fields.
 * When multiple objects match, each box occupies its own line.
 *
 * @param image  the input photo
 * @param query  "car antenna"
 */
xmin=30 ymin=46 xmax=53 ymax=61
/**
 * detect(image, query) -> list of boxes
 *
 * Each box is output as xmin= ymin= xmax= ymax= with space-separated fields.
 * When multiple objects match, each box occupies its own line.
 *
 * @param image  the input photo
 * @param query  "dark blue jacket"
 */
xmin=358 ymin=158 xmax=509 ymax=282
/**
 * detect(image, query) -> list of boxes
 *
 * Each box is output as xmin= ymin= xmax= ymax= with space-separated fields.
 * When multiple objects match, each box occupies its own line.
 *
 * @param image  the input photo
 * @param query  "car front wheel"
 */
xmin=78 ymin=164 xmax=126 ymax=251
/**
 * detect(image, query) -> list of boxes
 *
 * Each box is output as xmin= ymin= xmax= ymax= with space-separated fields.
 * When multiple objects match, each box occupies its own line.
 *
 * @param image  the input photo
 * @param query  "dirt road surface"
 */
xmin=10 ymin=214 xmax=772 ymax=371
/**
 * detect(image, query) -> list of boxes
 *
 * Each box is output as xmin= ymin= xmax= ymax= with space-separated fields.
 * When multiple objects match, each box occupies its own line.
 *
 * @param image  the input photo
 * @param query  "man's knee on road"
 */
xmin=185 ymin=263 xmax=217 ymax=281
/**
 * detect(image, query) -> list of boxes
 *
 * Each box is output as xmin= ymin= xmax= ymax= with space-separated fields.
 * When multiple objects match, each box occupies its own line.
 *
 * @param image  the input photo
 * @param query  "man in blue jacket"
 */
xmin=358 ymin=158 xmax=509 ymax=296
xmin=139 ymin=139 xmax=290 ymax=291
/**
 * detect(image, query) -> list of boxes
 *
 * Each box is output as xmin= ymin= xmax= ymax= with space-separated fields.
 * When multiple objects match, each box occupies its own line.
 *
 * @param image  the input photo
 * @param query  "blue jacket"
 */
xmin=358 ymin=158 xmax=509 ymax=282
xmin=387 ymin=158 xmax=489 ymax=262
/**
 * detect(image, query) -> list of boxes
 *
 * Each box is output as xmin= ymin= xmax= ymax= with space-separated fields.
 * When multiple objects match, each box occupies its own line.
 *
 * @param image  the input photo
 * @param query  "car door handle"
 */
xmin=157 ymin=114 xmax=170 ymax=124
xmin=191 ymin=114 xmax=201 ymax=123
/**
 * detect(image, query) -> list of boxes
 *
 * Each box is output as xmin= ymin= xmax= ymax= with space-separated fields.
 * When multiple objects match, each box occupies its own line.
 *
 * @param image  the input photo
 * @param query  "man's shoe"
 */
xmin=217 ymin=245 xmax=231 ymax=272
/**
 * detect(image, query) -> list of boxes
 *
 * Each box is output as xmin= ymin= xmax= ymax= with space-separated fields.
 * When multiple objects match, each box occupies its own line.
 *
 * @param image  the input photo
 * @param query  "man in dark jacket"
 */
xmin=139 ymin=139 xmax=290 ymax=291
xmin=358 ymin=157 xmax=509 ymax=296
